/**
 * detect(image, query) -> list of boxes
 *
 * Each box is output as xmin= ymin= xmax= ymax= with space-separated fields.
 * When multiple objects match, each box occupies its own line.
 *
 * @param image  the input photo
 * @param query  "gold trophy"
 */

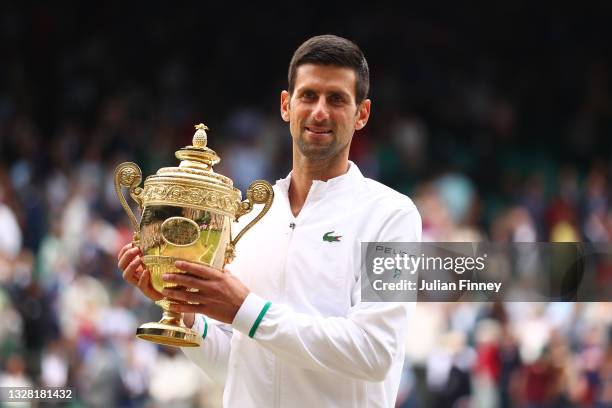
xmin=114 ymin=123 xmax=274 ymax=347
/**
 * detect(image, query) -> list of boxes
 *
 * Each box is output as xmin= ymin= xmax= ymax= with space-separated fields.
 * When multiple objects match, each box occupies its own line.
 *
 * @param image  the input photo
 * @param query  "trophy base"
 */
xmin=136 ymin=322 xmax=202 ymax=347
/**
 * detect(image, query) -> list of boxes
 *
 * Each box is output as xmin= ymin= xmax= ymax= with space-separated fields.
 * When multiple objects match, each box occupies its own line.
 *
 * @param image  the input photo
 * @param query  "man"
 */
xmin=118 ymin=34 xmax=421 ymax=407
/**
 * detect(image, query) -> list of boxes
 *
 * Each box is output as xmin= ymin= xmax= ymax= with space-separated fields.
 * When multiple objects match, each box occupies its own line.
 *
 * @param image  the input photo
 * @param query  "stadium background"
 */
xmin=0 ymin=3 xmax=611 ymax=407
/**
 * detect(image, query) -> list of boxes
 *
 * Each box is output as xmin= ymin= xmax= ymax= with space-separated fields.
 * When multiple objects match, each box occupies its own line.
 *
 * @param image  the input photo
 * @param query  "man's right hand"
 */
xmin=117 ymin=243 xmax=163 ymax=301
xmin=117 ymin=243 xmax=195 ymax=328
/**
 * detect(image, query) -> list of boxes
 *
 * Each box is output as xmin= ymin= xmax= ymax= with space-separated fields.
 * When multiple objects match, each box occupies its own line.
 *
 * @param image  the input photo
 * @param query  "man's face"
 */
xmin=281 ymin=64 xmax=370 ymax=161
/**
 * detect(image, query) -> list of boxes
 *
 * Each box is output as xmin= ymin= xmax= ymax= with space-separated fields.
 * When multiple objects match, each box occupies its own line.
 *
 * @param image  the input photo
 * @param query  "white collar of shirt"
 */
xmin=275 ymin=161 xmax=364 ymax=202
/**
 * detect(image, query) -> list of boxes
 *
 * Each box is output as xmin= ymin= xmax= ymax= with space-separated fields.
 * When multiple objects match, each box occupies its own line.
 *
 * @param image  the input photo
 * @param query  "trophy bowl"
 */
xmin=114 ymin=124 xmax=273 ymax=347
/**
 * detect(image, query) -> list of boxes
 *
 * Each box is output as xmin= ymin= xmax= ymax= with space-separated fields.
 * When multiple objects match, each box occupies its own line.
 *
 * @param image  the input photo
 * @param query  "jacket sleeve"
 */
xmin=231 ymin=206 xmax=421 ymax=382
xmin=182 ymin=314 xmax=233 ymax=385
xmin=233 ymin=294 xmax=413 ymax=382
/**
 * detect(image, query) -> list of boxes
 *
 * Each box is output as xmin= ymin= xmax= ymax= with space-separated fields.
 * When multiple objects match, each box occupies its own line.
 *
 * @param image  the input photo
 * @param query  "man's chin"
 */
xmin=298 ymin=143 xmax=337 ymax=160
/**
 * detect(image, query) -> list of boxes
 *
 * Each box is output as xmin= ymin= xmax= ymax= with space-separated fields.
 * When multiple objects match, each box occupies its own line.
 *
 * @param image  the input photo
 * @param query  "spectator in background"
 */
xmin=0 ymin=354 xmax=33 ymax=408
xmin=0 ymin=185 xmax=22 ymax=261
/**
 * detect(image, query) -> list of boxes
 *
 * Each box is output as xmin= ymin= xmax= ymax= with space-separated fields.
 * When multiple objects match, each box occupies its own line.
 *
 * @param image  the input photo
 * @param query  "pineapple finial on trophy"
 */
xmin=193 ymin=123 xmax=209 ymax=148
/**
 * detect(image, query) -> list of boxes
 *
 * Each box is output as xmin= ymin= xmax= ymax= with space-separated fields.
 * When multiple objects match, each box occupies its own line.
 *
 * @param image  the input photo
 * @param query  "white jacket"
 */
xmin=183 ymin=162 xmax=422 ymax=407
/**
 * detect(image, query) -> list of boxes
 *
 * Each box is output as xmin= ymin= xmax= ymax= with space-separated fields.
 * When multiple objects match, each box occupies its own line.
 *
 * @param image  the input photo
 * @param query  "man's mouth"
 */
xmin=305 ymin=126 xmax=332 ymax=135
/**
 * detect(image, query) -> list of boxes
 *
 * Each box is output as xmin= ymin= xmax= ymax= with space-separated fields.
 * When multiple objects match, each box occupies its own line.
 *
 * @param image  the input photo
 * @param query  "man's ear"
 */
xmin=355 ymin=98 xmax=371 ymax=130
xmin=280 ymin=90 xmax=290 ymax=122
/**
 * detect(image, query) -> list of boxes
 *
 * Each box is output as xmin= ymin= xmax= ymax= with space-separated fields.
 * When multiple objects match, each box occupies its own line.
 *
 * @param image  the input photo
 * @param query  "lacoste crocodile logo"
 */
xmin=323 ymin=231 xmax=342 ymax=242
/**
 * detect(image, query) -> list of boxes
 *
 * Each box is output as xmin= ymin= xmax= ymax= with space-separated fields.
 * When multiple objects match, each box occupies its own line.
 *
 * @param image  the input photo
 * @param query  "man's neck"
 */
xmin=288 ymin=154 xmax=350 ymax=217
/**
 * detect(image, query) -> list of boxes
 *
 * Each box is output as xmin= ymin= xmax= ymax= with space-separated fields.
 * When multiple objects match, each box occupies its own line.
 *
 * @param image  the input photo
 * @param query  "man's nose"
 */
xmin=312 ymin=97 xmax=330 ymax=122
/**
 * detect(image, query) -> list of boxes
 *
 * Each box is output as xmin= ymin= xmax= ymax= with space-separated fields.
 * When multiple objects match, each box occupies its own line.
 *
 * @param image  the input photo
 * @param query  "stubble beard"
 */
xmin=296 ymin=134 xmax=339 ymax=161
xmin=296 ymin=128 xmax=355 ymax=163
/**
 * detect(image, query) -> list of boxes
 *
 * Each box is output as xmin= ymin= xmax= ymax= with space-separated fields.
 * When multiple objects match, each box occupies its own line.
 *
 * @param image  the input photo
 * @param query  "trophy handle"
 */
xmin=114 ymin=162 xmax=144 ymax=243
xmin=225 ymin=180 xmax=274 ymax=264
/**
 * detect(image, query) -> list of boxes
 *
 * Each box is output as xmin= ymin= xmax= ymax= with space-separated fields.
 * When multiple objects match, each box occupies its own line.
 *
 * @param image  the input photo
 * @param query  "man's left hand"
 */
xmin=162 ymin=261 xmax=250 ymax=324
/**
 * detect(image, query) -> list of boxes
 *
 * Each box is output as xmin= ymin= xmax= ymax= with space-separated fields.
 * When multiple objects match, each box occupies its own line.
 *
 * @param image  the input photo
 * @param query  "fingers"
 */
xmin=162 ymin=287 xmax=210 ymax=304
xmin=174 ymin=260 xmax=223 ymax=280
xmin=137 ymin=269 xmax=163 ymax=301
xmin=117 ymin=242 xmax=136 ymax=260
xmin=118 ymin=244 xmax=160 ymax=301
xmin=123 ymin=254 xmax=143 ymax=285
xmin=118 ymin=246 xmax=141 ymax=271
xmin=117 ymin=242 xmax=133 ymax=261
xmin=167 ymin=303 xmax=209 ymax=315
xmin=162 ymin=273 xmax=217 ymax=291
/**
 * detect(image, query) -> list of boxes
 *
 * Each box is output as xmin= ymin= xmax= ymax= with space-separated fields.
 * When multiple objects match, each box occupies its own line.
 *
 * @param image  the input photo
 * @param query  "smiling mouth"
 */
xmin=305 ymin=126 xmax=332 ymax=135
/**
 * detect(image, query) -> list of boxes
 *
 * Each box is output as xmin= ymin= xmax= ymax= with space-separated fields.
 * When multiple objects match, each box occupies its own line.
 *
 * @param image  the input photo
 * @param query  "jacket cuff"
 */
xmin=232 ymin=293 xmax=271 ymax=338
xmin=191 ymin=314 xmax=208 ymax=339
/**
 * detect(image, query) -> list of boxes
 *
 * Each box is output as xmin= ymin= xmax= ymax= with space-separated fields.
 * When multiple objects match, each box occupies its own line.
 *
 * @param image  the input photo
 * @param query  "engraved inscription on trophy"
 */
xmin=161 ymin=217 xmax=200 ymax=246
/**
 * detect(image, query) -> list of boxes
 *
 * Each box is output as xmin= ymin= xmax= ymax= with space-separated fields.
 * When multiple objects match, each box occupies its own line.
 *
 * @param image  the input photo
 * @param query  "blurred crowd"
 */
xmin=1 ymin=2 xmax=612 ymax=407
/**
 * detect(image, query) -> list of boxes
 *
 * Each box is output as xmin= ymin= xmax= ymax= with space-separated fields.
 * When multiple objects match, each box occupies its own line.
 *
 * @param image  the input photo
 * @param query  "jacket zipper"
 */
xmin=274 ymin=220 xmax=294 ymax=407
xmin=274 ymin=186 xmax=315 ymax=407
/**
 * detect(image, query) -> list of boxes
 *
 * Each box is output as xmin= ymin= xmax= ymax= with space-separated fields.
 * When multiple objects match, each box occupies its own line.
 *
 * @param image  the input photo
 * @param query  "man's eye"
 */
xmin=302 ymin=93 xmax=316 ymax=100
xmin=330 ymin=95 xmax=345 ymax=104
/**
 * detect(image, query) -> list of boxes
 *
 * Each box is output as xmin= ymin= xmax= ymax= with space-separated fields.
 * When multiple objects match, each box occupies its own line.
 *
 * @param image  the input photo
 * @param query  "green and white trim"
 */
xmin=232 ymin=293 xmax=272 ymax=339
xmin=191 ymin=314 xmax=208 ymax=340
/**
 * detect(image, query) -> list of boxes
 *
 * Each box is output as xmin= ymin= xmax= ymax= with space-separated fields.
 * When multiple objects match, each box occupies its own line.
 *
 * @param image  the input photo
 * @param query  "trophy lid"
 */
xmin=150 ymin=123 xmax=236 ymax=188
xmin=175 ymin=123 xmax=221 ymax=169
xmin=140 ymin=123 xmax=242 ymax=216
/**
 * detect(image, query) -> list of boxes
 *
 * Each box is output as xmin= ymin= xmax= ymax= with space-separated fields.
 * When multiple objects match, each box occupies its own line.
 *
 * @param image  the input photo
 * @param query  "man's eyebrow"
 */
xmin=297 ymin=87 xmax=349 ymax=95
xmin=327 ymin=90 xmax=351 ymax=98
xmin=295 ymin=87 xmax=317 ymax=94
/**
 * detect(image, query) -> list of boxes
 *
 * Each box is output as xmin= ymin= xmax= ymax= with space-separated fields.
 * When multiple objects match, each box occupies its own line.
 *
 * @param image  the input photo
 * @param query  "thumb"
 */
xmin=139 ymin=269 xmax=163 ymax=301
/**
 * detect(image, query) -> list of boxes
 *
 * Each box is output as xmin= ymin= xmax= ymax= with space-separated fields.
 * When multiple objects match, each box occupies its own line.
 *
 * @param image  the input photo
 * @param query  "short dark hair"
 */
xmin=288 ymin=35 xmax=370 ymax=105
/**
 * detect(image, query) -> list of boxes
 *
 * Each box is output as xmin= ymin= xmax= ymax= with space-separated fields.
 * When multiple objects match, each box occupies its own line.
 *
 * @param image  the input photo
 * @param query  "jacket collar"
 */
xmin=276 ymin=161 xmax=364 ymax=200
